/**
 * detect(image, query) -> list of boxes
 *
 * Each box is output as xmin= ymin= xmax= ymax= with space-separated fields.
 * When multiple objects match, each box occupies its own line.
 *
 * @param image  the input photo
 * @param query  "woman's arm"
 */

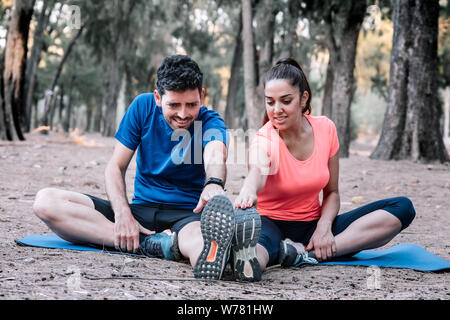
xmin=234 ymin=143 xmax=270 ymax=209
xmin=305 ymin=152 xmax=340 ymax=261
xmin=318 ymin=152 xmax=340 ymax=229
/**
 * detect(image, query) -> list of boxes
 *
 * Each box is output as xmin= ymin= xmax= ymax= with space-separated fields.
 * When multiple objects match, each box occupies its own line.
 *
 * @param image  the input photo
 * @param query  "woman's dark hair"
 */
xmin=156 ymin=55 xmax=203 ymax=96
xmin=262 ymin=57 xmax=312 ymax=126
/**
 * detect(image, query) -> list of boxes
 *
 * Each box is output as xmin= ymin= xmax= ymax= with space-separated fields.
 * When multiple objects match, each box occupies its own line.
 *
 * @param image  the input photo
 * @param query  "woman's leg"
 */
xmin=256 ymin=216 xmax=284 ymax=271
xmin=315 ymin=196 xmax=416 ymax=259
xmin=331 ymin=210 xmax=402 ymax=257
xmin=33 ymin=188 xmax=116 ymax=247
xmin=256 ymin=245 xmax=271 ymax=272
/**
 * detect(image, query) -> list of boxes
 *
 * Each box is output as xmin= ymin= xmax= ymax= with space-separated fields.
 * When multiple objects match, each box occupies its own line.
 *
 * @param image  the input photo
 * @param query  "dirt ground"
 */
xmin=0 ymin=129 xmax=449 ymax=301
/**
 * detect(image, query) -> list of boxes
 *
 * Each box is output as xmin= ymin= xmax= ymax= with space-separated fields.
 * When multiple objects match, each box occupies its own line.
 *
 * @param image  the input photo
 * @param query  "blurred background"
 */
xmin=0 ymin=0 xmax=449 ymax=162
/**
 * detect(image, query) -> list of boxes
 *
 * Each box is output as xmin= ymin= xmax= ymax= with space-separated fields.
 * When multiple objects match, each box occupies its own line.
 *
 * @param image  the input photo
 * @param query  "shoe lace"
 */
xmin=293 ymin=252 xmax=318 ymax=267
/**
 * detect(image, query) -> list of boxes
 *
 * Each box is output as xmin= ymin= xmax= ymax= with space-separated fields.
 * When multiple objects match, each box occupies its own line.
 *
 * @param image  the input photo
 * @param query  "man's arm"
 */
xmin=193 ymin=140 xmax=228 ymax=213
xmin=105 ymin=141 xmax=153 ymax=252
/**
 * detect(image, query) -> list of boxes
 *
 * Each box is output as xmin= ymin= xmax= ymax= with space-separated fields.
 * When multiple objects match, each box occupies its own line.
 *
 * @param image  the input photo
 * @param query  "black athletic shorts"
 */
xmin=85 ymin=194 xmax=201 ymax=235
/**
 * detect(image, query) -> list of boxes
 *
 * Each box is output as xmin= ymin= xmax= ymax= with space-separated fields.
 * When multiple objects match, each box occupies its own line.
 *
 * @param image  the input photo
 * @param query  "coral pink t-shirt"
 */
xmin=251 ymin=114 xmax=339 ymax=221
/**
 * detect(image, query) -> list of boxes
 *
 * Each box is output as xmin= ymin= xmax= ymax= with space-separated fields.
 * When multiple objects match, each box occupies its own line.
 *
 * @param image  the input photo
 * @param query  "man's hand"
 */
xmin=114 ymin=211 xmax=154 ymax=253
xmin=193 ymin=183 xmax=225 ymax=213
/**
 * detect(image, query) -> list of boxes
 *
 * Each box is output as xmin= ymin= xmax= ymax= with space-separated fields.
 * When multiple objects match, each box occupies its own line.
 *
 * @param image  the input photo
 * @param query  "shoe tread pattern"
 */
xmin=194 ymin=195 xmax=235 ymax=280
xmin=232 ymin=207 xmax=262 ymax=282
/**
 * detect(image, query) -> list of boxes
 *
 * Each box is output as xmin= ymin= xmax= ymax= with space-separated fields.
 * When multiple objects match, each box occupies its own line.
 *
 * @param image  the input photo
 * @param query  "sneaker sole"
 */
xmin=232 ymin=207 xmax=262 ymax=282
xmin=171 ymin=232 xmax=182 ymax=261
xmin=194 ymin=195 xmax=235 ymax=280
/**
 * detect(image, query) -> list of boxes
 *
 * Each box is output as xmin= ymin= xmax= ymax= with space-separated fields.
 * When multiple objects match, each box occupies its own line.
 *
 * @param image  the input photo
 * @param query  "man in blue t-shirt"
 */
xmin=32 ymin=55 xmax=248 ymax=280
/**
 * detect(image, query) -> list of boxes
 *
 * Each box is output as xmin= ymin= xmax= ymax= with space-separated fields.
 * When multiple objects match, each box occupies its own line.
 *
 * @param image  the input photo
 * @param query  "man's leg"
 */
xmin=179 ymin=209 xmax=269 ymax=276
xmin=33 ymin=188 xmax=115 ymax=247
xmin=177 ymin=221 xmax=203 ymax=267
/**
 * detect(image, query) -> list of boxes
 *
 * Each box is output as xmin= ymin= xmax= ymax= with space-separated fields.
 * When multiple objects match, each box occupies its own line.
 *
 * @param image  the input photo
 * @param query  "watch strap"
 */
xmin=204 ymin=177 xmax=225 ymax=189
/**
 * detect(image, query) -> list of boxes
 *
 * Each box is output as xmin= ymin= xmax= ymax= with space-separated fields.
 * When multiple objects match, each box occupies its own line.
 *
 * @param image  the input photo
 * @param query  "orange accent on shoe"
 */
xmin=206 ymin=240 xmax=218 ymax=262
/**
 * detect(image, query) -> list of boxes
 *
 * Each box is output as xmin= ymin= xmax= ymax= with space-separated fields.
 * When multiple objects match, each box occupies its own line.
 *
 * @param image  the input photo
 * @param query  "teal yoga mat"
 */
xmin=15 ymin=233 xmax=450 ymax=271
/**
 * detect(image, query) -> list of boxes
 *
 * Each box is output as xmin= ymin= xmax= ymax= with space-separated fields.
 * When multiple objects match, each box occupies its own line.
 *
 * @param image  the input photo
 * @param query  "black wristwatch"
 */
xmin=204 ymin=177 xmax=225 ymax=189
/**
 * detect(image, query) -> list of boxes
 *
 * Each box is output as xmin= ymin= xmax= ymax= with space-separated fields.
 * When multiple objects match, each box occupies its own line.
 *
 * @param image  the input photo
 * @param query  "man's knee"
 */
xmin=33 ymin=188 xmax=61 ymax=221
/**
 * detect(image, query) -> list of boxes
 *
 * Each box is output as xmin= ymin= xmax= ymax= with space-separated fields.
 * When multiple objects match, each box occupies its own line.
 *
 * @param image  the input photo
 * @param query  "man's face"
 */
xmin=155 ymin=88 xmax=204 ymax=130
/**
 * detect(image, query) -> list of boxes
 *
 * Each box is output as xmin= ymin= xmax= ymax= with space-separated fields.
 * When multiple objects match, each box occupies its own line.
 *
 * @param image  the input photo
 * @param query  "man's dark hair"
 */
xmin=156 ymin=55 xmax=203 ymax=96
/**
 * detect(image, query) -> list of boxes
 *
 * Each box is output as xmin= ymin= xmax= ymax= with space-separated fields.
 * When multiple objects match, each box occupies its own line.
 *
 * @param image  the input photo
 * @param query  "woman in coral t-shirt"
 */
xmin=233 ymin=58 xmax=416 ymax=279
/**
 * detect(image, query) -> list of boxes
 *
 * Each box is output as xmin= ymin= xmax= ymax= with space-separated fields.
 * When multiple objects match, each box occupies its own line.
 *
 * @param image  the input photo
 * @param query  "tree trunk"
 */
xmin=58 ymin=85 xmax=64 ymax=129
xmin=0 ymin=51 xmax=8 ymax=140
xmin=63 ymin=75 xmax=75 ymax=132
xmin=40 ymin=19 xmax=87 ymax=133
xmin=371 ymin=0 xmax=448 ymax=162
xmin=321 ymin=22 xmax=335 ymax=118
xmin=254 ymin=0 xmax=277 ymax=117
xmin=48 ymin=87 xmax=58 ymax=129
xmin=102 ymin=40 xmax=124 ymax=137
xmin=102 ymin=0 xmax=136 ymax=137
xmin=330 ymin=1 xmax=367 ymax=158
xmin=444 ymin=87 xmax=450 ymax=142
xmin=92 ymin=96 xmax=102 ymax=133
xmin=321 ymin=58 xmax=334 ymax=117
xmin=23 ymin=0 xmax=53 ymax=133
xmin=241 ymin=0 xmax=259 ymax=130
xmin=2 ymin=0 xmax=35 ymax=141
xmin=85 ymin=98 xmax=94 ymax=132
xmin=225 ymin=10 xmax=243 ymax=129
xmin=278 ymin=0 xmax=300 ymax=59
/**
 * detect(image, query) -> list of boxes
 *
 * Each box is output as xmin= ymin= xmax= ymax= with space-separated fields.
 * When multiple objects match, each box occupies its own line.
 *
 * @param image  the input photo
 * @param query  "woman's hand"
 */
xmin=234 ymin=186 xmax=258 ymax=210
xmin=305 ymin=222 xmax=336 ymax=261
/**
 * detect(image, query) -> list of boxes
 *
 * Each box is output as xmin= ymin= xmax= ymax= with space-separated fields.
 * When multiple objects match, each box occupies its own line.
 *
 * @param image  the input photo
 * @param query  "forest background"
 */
xmin=1 ymin=0 xmax=449 ymax=162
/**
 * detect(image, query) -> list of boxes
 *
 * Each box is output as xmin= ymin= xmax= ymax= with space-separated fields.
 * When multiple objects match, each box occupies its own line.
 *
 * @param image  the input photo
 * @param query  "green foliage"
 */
xmin=18 ymin=0 xmax=447 ymax=138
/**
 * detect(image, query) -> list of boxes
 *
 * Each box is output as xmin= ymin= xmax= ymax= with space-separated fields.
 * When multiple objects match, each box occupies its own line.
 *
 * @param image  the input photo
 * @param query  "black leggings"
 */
xmin=258 ymin=196 xmax=416 ymax=266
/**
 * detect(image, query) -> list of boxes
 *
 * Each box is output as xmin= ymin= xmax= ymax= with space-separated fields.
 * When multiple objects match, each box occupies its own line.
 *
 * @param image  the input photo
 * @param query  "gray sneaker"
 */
xmin=139 ymin=229 xmax=181 ymax=261
xmin=279 ymin=239 xmax=318 ymax=267
xmin=231 ymin=207 xmax=262 ymax=282
xmin=193 ymin=195 xmax=235 ymax=280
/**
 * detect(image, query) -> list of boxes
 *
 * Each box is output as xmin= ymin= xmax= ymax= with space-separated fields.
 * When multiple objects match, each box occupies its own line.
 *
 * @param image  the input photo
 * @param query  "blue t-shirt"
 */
xmin=114 ymin=93 xmax=229 ymax=209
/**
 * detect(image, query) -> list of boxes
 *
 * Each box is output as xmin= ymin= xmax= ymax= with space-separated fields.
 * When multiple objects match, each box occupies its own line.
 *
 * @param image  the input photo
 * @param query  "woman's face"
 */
xmin=264 ymin=79 xmax=308 ymax=131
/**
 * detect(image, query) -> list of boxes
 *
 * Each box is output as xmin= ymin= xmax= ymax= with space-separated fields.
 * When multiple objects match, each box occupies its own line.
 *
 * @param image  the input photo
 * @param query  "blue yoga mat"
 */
xmin=15 ymin=233 xmax=142 ymax=257
xmin=16 ymin=233 xmax=450 ymax=272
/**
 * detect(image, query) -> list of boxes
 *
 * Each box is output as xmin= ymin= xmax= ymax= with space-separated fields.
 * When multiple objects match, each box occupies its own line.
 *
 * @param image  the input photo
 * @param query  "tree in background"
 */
xmin=241 ymin=0 xmax=258 ymax=130
xmin=2 ymin=0 xmax=35 ymax=141
xmin=439 ymin=1 xmax=450 ymax=142
xmin=371 ymin=0 xmax=449 ymax=163
xmin=0 ymin=1 xmax=7 ymax=140
xmin=23 ymin=0 xmax=56 ymax=133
